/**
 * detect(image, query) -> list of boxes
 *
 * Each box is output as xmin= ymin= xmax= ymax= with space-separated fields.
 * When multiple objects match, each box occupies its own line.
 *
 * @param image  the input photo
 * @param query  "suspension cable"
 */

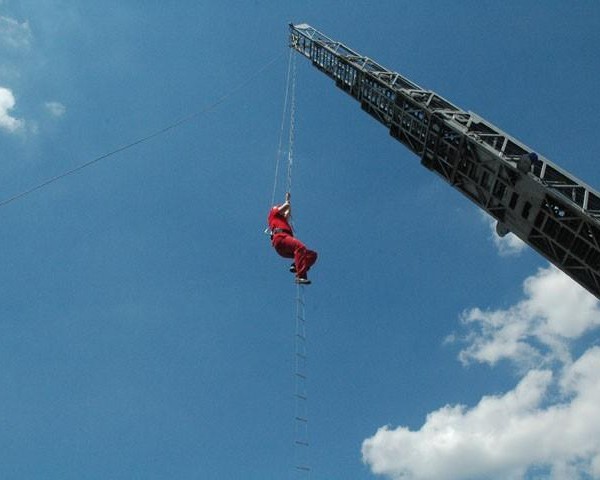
xmin=269 ymin=48 xmax=297 ymax=209
xmin=285 ymin=53 xmax=297 ymax=195
xmin=0 ymin=52 xmax=284 ymax=210
xmin=270 ymin=48 xmax=295 ymax=207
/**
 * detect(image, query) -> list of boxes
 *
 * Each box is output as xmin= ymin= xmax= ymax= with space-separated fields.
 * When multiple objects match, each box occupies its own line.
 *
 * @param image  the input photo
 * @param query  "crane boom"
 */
xmin=289 ymin=23 xmax=600 ymax=300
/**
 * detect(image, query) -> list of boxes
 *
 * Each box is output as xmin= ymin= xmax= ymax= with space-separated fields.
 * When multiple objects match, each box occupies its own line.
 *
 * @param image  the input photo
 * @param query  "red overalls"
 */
xmin=268 ymin=207 xmax=317 ymax=281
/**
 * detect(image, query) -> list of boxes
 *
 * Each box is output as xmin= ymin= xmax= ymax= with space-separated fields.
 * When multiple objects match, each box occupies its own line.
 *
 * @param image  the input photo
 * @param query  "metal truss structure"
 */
xmin=289 ymin=23 xmax=600 ymax=300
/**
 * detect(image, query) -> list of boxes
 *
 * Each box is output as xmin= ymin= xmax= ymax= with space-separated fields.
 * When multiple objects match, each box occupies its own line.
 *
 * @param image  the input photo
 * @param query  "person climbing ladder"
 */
xmin=268 ymin=192 xmax=317 ymax=284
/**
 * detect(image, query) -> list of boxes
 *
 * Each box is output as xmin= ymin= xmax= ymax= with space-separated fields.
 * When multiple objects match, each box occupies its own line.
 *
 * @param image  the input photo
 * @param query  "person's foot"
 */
xmin=289 ymin=263 xmax=297 ymax=273
xmin=295 ymin=277 xmax=311 ymax=285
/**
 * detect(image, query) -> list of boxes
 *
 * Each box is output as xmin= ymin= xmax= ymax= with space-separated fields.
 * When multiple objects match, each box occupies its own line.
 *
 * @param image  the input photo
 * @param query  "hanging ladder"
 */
xmin=293 ymin=284 xmax=310 ymax=478
xmin=270 ymin=47 xmax=311 ymax=478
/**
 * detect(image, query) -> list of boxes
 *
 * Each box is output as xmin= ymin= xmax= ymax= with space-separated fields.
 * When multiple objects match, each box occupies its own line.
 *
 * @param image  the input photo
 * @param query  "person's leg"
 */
xmin=272 ymin=234 xmax=296 ymax=259
xmin=273 ymin=234 xmax=317 ymax=280
xmin=294 ymin=245 xmax=317 ymax=280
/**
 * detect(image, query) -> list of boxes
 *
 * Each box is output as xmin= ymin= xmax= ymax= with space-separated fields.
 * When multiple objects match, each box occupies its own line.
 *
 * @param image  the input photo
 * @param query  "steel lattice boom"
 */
xmin=289 ymin=23 xmax=600 ymax=300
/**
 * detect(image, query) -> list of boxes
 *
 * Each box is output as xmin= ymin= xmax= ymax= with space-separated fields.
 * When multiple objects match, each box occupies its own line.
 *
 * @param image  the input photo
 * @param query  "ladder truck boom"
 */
xmin=289 ymin=23 xmax=600 ymax=300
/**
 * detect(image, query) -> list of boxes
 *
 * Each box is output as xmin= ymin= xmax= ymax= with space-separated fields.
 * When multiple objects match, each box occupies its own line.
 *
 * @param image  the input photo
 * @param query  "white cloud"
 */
xmin=362 ymin=350 xmax=600 ymax=479
xmin=0 ymin=15 xmax=32 ymax=50
xmin=457 ymin=266 xmax=600 ymax=368
xmin=362 ymin=266 xmax=600 ymax=480
xmin=0 ymin=86 xmax=24 ymax=132
xmin=44 ymin=101 xmax=66 ymax=117
xmin=483 ymin=213 xmax=527 ymax=257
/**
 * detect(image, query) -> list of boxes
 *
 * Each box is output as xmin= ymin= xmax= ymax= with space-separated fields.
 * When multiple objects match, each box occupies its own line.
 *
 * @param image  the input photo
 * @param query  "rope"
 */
xmin=269 ymin=49 xmax=297 ymax=208
xmin=0 ymin=52 xmax=284 ymax=210
xmin=270 ymin=48 xmax=295 ymax=207
xmin=286 ymin=53 xmax=297 ymax=195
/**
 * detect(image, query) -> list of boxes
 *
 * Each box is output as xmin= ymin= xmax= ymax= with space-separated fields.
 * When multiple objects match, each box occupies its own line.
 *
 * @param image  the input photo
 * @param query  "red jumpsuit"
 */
xmin=268 ymin=206 xmax=317 ymax=281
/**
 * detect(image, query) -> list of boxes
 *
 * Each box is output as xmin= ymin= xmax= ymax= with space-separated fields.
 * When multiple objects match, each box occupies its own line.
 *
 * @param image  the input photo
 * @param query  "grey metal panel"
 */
xmin=289 ymin=23 xmax=600 ymax=299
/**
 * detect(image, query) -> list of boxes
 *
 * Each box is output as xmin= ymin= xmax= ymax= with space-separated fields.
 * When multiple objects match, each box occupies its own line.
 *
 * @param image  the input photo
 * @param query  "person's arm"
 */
xmin=276 ymin=192 xmax=291 ymax=216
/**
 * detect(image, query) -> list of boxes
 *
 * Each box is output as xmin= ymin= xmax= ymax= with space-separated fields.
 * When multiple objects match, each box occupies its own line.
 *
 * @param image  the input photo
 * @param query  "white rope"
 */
xmin=267 ymin=49 xmax=298 ymax=236
xmin=285 ymin=53 xmax=297 ymax=195
xmin=270 ymin=48 xmax=295 ymax=208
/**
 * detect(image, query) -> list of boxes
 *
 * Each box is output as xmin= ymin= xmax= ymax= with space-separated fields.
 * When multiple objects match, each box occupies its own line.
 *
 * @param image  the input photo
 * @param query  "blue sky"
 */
xmin=1 ymin=1 xmax=600 ymax=479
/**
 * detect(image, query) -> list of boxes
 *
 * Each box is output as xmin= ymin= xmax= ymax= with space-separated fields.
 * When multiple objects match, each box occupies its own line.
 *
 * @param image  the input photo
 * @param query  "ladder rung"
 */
xmin=295 ymin=372 xmax=307 ymax=379
xmin=295 ymin=416 xmax=308 ymax=423
xmin=295 ymin=466 xmax=311 ymax=472
xmin=295 ymin=440 xmax=309 ymax=446
xmin=295 ymin=393 xmax=307 ymax=400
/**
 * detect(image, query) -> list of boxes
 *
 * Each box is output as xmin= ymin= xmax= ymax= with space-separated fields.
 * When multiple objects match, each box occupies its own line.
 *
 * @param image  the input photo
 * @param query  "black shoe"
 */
xmin=289 ymin=263 xmax=296 ymax=273
xmin=295 ymin=278 xmax=311 ymax=285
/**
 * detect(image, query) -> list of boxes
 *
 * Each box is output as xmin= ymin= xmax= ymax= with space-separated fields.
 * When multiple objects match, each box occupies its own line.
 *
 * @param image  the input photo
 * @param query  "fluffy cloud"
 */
xmin=0 ymin=86 xmax=23 ymax=132
xmin=0 ymin=17 xmax=28 ymax=134
xmin=362 ymin=266 xmax=600 ymax=479
xmin=458 ymin=266 xmax=600 ymax=368
xmin=363 ymin=350 xmax=600 ymax=480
